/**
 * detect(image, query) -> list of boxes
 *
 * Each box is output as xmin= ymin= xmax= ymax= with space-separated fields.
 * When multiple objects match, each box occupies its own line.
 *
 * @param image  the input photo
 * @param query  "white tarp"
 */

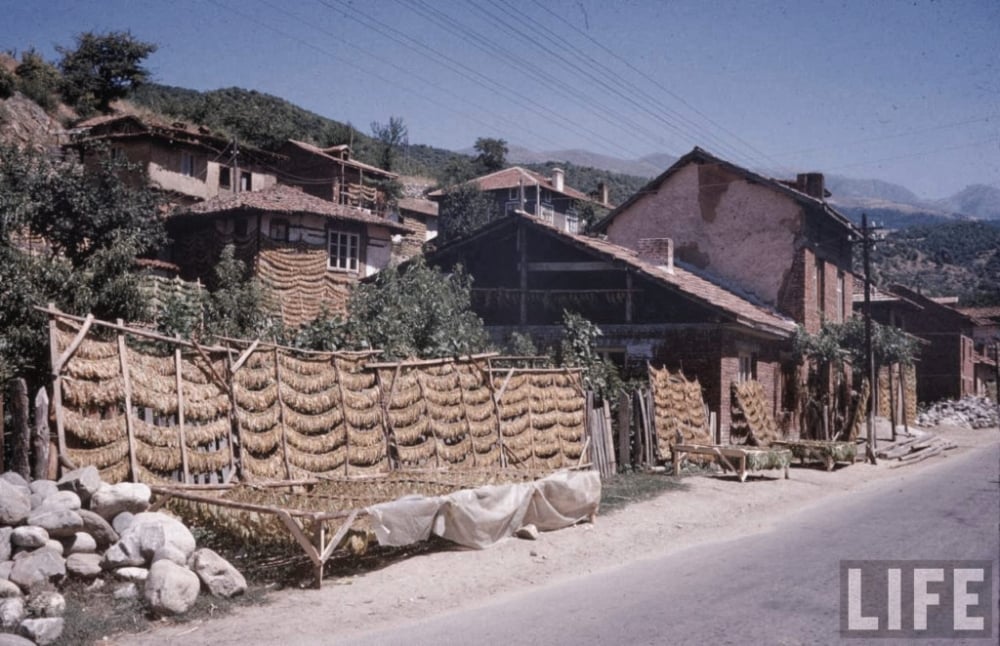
xmin=365 ymin=470 xmax=601 ymax=549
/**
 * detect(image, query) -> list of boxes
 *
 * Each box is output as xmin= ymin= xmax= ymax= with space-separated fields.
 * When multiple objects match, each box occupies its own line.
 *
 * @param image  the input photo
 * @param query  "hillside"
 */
xmin=866 ymin=220 xmax=1000 ymax=306
xmin=935 ymin=184 xmax=1000 ymax=220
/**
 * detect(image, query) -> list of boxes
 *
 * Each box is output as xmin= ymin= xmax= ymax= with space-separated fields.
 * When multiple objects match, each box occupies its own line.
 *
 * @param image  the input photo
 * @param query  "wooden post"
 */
xmin=46 ymin=305 xmax=68 ymax=470
xmin=900 ymin=364 xmax=909 ymax=436
xmin=31 ymin=388 xmax=50 ymax=481
xmin=174 ymin=342 xmax=190 ymax=484
xmin=602 ymin=400 xmax=615 ymax=474
xmin=116 ymin=320 xmax=140 ymax=482
xmin=624 ymin=271 xmax=633 ymax=324
xmin=822 ymin=404 xmax=830 ymax=441
xmin=9 ymin=378 xmax=30 ymax=479
xmin=617 ymin=390 xmax=631 ymax=467
xmin=888 ymin=364 xmax=897 ymax=442
xmin=644 ymin=388 xmax=656 ymax=464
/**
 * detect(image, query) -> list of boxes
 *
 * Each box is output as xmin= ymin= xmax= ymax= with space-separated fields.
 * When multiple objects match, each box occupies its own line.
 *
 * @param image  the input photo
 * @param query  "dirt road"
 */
xmin=114 ymin=424 xmax=999 ymax=645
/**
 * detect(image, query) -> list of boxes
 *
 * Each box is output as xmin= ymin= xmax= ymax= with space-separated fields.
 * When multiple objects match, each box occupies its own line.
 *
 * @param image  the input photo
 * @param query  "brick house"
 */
xmin=862 ymin=284 xmax=980 ymax=402
xmin=426 ymin=211 xmax=797 ymax=440
xmin=593 ymin=147 xmax=857 ymax=335
xmin=70 ymin=113 xmax=281 ymax=206
xmin=170 ymin=185 xmax=414 ymax=327
xmin=428 ymin=166 xmax=610 ymax=234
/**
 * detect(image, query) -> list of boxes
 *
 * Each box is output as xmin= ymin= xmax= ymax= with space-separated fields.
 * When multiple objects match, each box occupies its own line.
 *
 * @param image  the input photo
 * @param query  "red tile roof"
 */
xmin=178 ymin=185 xmax=415 ymax=234
xmin=398 ymin=197 xmax=439 ymax=217
xmin=428 ymin=167 xmax=601 ymax=204
xmin=282 ymin=140 xmax=396 ymax=179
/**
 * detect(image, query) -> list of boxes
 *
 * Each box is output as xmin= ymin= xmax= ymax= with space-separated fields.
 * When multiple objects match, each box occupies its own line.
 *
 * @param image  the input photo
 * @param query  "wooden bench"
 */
xmin=671 ymin=443 xmax=792 ymax=482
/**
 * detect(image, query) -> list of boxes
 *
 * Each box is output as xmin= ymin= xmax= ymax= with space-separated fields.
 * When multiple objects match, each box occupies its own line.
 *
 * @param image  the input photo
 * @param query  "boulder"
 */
xmin=0 ymin=579 xmax=20 ymax=598
xmin=18 ymin=617 xmax=64 ymax=645
xmin=77 ymin=509 xmax=118 ymax=549
xmin=43 ymin=540 xmax=64 ymax=556
xmin=515 ymin=524 xmax=539 ymax=540
xmin=0 ymin=633 xmax=35 ymax=646
xmin=11 ymin=526 xmax=48 ymax=549
xmin=27 ymin=507 xmax=83 ymax=539
xmin=38 ymin=491 xmax=81 ymax=512
xmin=0 ymin=528 xmax=11 ymax=562
xmin=28 ymin=481 xmax=58 ymax=510
xmin=0 ymin=561 xmax=12 ymax=580
xmin=0 ymin=472 xmax=29 ymax=492
xmin=90 ymin=483 xmax=151 ymax=521
xmin=113 ymin=566 xmax=149 ymax=583
xmin=9 ymin=549 xmax=64 ymax=590
xmin=101 ymin=536 xmax=145 ymax=570
xmin=0 ymin=480 xmax=31 ymax=526
xmin=61 ymin=531 xmax=97 ymax=555
xmin=151 ymin=545 xmax=188 ymax=567
xmin=65 ymin=553 xmax=102 ymax=579
xmin=144 ymin=560 xmax=200 ymax=616
xmin=56 ymin=466 xmax=102 ymax=506
xmin=112 ymin=511 xmax=135 ymax=535
xmin=26 ymin=590 xmax=65 ymax=618
xmin=190 ymin=548 xmax=247 ymax=598
xmin=0 ymin=597 xmax=25 ymax=630
xmin=116 ymin=512 xmax=196 ymax=564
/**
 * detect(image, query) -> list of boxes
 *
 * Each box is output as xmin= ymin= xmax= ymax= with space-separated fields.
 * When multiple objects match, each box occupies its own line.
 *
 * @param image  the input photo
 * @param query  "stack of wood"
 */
xmin=875 ymin=433 xmax=956 ymax=468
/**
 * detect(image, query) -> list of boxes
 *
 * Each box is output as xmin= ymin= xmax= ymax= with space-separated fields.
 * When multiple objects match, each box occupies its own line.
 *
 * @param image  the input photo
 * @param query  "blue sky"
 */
xmin=2 ymin=0 xmax=997 ymax=198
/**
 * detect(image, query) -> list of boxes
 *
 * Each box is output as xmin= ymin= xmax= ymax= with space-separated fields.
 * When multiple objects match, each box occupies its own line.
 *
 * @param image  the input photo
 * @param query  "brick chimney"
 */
xmin=552 ymin=168 xmax=565 ymax=192
xmin=796 ymin=172 xmax=825 ymax=199
xmin=638 ymin=238 xmax=674 ymax=273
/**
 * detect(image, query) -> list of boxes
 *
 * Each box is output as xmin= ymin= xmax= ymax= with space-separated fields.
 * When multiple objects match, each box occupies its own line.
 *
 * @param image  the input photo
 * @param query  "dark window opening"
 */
xmin=270 ymin=219 xmax=289 ymax=242
xmin=219 ymin=166 xmax=231 ymax=189
xmin=240 ymin=171 xmax=252 ymax=192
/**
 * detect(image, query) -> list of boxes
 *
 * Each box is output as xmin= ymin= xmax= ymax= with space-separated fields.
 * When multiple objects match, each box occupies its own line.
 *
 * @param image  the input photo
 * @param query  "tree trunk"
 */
xmin=8 ymin=379 xmax=31 ymax=479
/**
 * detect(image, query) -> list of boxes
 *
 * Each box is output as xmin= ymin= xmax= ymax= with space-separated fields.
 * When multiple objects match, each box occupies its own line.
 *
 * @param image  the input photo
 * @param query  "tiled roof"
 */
xmin=283 ymin=140 xmax=396 ymax=179
xmin=428 ymin=167 xmax=600 ymax=204
xmin=178 ymin=185 xmax=415 ymax=233
xmin=398 ymin=197 xmax=439 ymax=217
xmin=594 ymin=146 xmax=857 ymax=234
xmin=958 ymin=306 xmax=1000 ymax=322
xmin=432 ymin=211 xmax=797 ymax=337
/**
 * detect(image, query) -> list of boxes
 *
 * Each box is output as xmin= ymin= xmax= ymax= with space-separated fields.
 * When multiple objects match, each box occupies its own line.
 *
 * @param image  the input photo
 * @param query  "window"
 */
xmin=836 ymin=271 xmax=845 ymax=322
xmin=219 ymin=166 xmax=231 ymax=189
xmin=240 ymin=171 xmax=252 ymax=192
xmin=508 ymin=188 xmax=518 ymax=200
xmin=539 ymin=205 xmax=555 ymax=224
xmin=565 ymin=215 xmax=579 ymax=234
xmin=180 ymin=152 xmax=196 ymax=177
xmin=815 ymin=257 xmax=825 ymax=317
xmin=738 ymin=353 xmax=757 ymax=383
xmin=328 ymin=230 xmax=360 ymax=272
xmin=269 ymin=219 xmax=289 ymax=242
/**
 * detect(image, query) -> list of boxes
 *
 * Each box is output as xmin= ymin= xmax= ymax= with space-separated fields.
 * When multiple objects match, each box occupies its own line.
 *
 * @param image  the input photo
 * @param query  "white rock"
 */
xmin=113 ymin=566 xmax=149 ymax=583
xmin=144 ymin=560 xmax=200 ymax=616
xmin=0 ymin=579 xmax=20 ymax=598
xmin=152 ymin=545 xmax=188 ymax=566
xmin=112 ymin=512 xmax=197 ymax=565
xmin=515 ymin=524 xmax=539 ymax=540
xmin=77 ymin=509 xmax=118 ymax=549
xmin=62 ymin=531 xmax=97 ymax=555
xmin=112 ymin=511 xmax=135 ymax=535
xmin=0 ymin=597 xmax=25 ymax=630
xmin=18 ymin=617 xmax=64 ymax=645
xmin=9 ymin=549 xmax=64 ymax=590
xmin=43 ymin=540 xmax=64 ymax=556
xmin=28 ymin=481 xmax=58 ymax=510
xmin=56 ymin=466 xmax=102 ymax=505
xmin=65 ymin=553 xmax=102 ymax=579
xmin=38 ymin=491 xmax=81 ymax=511
xmin=0 ymin=561 xmax=12 ymax=580
xmin=11 ymin=526 xmax=48 ymax=549
xmin=0 ymin=472 xmax=29 ymax=492
xmin=0 ymin=528 xmax=11 ymax=562
xmin=190 ymin=548 xmax=247 ymax=598
xmin=0 ymin=632 xmax=35 ymax=646
xmin=0 ymin=481 xmax=31 ymax=526
xmin=26 ymin=590 xmax=65 ymax=617
xmin=28 ymin=506 xmax=82 ymax=538
xmin=90 ymin=483 xmax=151 ymax=521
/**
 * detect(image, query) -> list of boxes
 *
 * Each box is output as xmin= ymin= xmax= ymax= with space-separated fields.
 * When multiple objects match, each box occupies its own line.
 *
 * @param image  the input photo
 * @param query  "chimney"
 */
xmin=796 ymin=172 xmax=825 ymax=199
xmin=552 ymin=167 xmax=565 ymax=192
xmin=638 ymin=238 xmax=674 ymax=273
xmin=598 ymin=180 xmax=609 ymax=206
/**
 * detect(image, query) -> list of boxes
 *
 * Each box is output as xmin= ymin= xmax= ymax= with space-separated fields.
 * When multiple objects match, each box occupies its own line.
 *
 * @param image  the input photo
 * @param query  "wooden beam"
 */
xmin=523 ymin=261 xmax=616 ymax=272
xmin=116 ymin=319 xmax=139 ymax=483
xmin=54 ymin=313 xmax=94 ymax=374
xmin=230 ymin=339 xmax=261 ymax=374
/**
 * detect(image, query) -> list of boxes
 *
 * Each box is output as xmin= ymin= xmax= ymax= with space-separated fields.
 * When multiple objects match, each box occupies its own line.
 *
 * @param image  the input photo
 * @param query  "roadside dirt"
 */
xmin=111 ymin=423 xmax=999 ymax=645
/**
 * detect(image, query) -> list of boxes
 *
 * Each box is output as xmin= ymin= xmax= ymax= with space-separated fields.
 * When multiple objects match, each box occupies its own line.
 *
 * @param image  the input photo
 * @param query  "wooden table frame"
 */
xmin=671 ymin=444 xmax=791 ymax=482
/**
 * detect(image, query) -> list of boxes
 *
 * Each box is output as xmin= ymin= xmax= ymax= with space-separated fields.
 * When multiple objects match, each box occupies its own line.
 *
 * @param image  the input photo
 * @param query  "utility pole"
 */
xmin=862 ymin=213 xmax=877 ymax=464
xmin=994 ymin=340 xmax=999 ymax=408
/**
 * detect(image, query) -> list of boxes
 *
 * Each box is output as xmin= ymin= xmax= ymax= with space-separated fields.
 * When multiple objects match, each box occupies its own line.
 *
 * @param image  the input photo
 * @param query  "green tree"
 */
xmin=15 ymin=49 xmax=61 ymax=110
xmin=474 ymin=137 xmax=507 ymax=173
xmin=558 ymin=310 xmax=621 ymax=403
xmin=437 ymin=183 xmax=501 ymax=244
xmin=346 ymin=256 xmax=490 ymax=359
xmin=203 ymin=244 xmax=278 ymax=341
xmin=370 ymin=116 xmax=408 ymax=172
xmin=58 ymin=31 xmax=157 ymax=113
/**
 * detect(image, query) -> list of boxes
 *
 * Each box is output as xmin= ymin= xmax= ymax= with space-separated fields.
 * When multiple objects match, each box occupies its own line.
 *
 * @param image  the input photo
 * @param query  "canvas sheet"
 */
xmin=365 ymin=470 xmax=601 ymax=549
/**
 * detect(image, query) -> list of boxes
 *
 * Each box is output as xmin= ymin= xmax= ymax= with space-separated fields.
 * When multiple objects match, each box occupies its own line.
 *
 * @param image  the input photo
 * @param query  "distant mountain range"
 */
xmin=504 ymin=146 xmax=1000 ymax=227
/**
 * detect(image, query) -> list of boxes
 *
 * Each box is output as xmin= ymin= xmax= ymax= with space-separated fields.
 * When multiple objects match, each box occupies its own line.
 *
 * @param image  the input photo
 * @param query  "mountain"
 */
xmin=825 ymin=175 xmax=923 ymax=204
xmin=504 ymin=145 xmax=672 ymax=178
xmin=934 ymin=184 xmax=1000 ymax=220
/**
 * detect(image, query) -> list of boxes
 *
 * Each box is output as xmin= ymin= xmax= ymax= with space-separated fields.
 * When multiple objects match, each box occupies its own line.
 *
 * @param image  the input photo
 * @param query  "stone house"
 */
xmin=426 ymin=210 xmax=797 ymax=440
xmin=593 ymin=147 xmax=858 ymax=335
xmin=428 ymin=166 xmax=611 ymax=234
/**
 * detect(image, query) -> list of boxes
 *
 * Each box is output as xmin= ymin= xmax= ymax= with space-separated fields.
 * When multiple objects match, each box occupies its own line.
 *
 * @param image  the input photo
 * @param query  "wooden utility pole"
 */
xmin=862 ymin=214 xmax=877 ymax=464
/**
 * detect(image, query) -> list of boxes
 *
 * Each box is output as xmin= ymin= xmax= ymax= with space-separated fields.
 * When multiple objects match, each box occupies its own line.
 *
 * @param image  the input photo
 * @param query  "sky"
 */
xmin=2 ymin=0 xmax=998 ymax=199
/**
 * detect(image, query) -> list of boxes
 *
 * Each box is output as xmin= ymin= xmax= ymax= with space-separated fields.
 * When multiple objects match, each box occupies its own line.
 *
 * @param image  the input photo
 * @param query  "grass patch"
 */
xmin=600 ymin=471 xmax=687 ymax=514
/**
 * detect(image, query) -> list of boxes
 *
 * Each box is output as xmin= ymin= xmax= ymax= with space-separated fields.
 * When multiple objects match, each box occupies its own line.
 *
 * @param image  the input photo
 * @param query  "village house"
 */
xmin=70 ymin=113 xmax=281 ymax=206
xmin=426 ymin=210 xmax=798 ymax=440
xmin=592 ymin=147 xmax=857 ymax=336
xmin=861 ymin=284 xmax=983 ymax=403
xmin=428 ymin=166 xmax=611 ymax=234
xmin=169 ymin=184 xmax=414 ymax=327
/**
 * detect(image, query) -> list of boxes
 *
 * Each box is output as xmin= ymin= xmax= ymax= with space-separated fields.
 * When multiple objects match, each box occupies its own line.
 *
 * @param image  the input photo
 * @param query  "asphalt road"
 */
xmin=338 ymin=442 xmax=1000 ymax=645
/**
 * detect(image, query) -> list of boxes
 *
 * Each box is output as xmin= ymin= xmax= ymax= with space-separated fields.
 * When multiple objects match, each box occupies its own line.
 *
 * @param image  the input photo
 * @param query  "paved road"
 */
xmin=338 ymin=443 xmax=999 ymax=645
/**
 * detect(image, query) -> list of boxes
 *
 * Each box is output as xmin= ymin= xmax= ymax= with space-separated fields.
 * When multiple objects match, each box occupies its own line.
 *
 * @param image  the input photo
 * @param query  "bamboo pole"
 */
xmin=116 ymin=320 xmax=139 ymax=482
xmin=174 ymin=343 xmax=190 ymax=484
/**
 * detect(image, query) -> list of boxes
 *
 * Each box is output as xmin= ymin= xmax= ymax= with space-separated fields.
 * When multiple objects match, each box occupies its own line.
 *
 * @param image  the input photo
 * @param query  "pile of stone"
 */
xmin=916 ymin=396 xmax=999 ymax=430
xmin=0 ymin=467 xmax=246 ymax=645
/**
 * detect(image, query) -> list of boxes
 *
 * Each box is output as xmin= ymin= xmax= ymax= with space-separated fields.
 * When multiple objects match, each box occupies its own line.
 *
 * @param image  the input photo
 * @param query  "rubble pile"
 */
xmin=0 ymin=467 xmax=246 ymax=645
xmin=917 ymin=396 xmax=999 ymax=430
